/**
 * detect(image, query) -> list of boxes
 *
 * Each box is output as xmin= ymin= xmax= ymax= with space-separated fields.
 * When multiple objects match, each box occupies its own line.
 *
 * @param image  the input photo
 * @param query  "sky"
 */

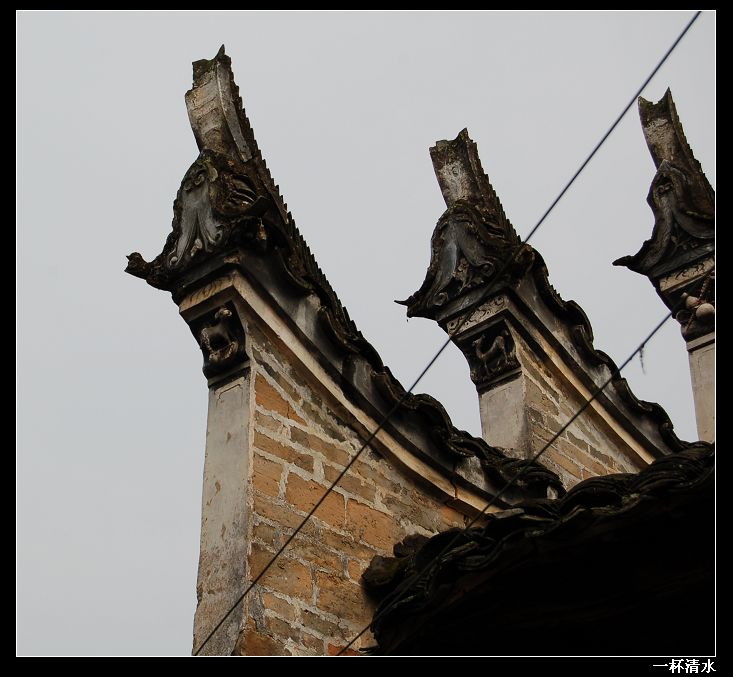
xmin=17 ymin=11 xmax=714 ymax=656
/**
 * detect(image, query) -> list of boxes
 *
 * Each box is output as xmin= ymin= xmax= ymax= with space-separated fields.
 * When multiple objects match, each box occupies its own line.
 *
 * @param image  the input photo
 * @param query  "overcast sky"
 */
xmin=18 ymin=11 xmax=714 ymax=656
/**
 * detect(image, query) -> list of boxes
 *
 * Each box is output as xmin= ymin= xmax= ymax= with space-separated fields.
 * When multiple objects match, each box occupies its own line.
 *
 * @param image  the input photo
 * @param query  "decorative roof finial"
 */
xmin=396 ymin=129 xmax=523 ymax=321
xmin=613 ymin=89 xmax=714 ymax=341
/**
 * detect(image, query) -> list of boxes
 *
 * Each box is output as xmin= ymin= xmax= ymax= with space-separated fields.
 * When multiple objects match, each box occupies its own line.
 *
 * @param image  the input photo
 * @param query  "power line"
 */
xmin=193 ymin=10 xmax=701 ymax=656
xmin=523 ymin=10 xmax=701 ymax=244
xmin=338 ymin=311 xmax=672 ymax=655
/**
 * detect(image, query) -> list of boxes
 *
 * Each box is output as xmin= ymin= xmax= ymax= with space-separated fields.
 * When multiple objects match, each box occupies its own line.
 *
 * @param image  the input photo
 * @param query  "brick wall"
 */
xmin=236 ymin=324 xmax=469 ymax=655
xmin=518 ymin=336 xmax=641 ymax=488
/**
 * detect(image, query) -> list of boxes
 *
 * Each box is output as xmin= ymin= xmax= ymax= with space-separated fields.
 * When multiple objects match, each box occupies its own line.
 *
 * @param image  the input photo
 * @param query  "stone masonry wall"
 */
xmin=517 ymin=334 xmax=642 ymax=488
xmin=235 ymin=323 xmax=469 ymax=656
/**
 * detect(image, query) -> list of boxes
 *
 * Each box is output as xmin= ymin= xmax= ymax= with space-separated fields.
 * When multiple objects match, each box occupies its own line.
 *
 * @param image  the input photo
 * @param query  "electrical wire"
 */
xmin=337 ymin=311 xmax=672 ymax=655
xmin=193 ymin=10 xmax=701 ymax=656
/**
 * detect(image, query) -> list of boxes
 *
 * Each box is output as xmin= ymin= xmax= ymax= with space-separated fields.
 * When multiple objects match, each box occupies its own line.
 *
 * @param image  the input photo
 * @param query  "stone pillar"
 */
xmin=193 ymin=374 xmax=251 ymax=655
xmin=180 ymin=294 xmax=252 ymax=655
xmin=443 ymin=298 xmax=528 ymax=457
xmin=478 ymin=376 xmax=528 ymax=453
xmin=687 ymin=332 xmax=714 ymax=442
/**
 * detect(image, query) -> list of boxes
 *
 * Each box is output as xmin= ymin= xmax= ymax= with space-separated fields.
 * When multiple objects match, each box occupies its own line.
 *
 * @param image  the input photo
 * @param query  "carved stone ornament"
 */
xmin=397 ymin=201 xmax=518 ymax=319
xmin=674 ymin=270 xmax=715 ymax=341
xmin=193 ymin=304 xmax=246 ymax=379
xmin=125 ymin=48 xmax=568 ymax=498
xmin=614 ymin=90 xmax=714 ymax=280
xmin=460 ymin=322 xmax=520 ymax=389
xmin=126 ymin=148 xmax=270 ymax=289
xmin=167 ymin=153 xmax=258 ymax=269
xmin=126 ymin=46 xmax=274 ymax=291
xmin=397 ymin=130 xmax=525 ymax=321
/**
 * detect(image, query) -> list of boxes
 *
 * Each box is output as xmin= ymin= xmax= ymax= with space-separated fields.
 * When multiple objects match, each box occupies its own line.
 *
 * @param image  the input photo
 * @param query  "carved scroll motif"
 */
xmin=167 ymin=155 xmax=259 ymax=269
xmin=397 ymin=202 xmax=520 ymax=320
xmin=397 ymin=130 xmax=524 ymax=322
xmin=446 ymin=295 xmax=508 ymax=335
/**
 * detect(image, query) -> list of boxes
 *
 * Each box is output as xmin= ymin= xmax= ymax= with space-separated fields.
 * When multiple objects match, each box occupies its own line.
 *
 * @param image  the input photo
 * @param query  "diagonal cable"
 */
xmin=338 ymin=311 xmax=672 ymax=655
xmin=193 ymin=9 xmax=700 ymax=656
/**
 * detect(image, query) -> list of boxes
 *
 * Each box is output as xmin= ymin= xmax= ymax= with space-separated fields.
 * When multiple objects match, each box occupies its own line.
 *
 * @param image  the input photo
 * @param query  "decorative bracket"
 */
xmin=675 ymin=270 xmax=715 ymax=341
xmin=457 ymin=320 xmax=521 ymax=391
xmin=190 ymin=302 xmax=247 ymax=380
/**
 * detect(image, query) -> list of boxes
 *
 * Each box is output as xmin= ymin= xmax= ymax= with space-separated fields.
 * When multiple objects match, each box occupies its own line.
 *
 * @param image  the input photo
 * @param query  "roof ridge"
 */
xmin=125 ymin=47 xmax=564 ymax=499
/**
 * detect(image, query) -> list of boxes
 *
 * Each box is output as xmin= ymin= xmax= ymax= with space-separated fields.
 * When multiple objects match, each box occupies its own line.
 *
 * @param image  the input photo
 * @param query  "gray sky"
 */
xmin=18 ymin=11 xmax=714 ymax=656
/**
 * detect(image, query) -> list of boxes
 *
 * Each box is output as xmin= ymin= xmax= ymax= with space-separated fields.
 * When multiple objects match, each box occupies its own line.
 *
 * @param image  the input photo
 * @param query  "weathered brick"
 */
xmin=261 ymin=592 xmax=298 ymax=622
xmin=440 ymin=503 xmax=466 ymax=529
xmin=558 ymin=438 xmax=613 ymax=475
xmin=254 ymin=431 xmax=314 ymax=473
xmin=316 ymin=570 xmax=372 ymax=624
xmin=265 ymin=614 xmax=302 ymax=643
xmin=544 ymin=449 xmax=583 ymax=479
xmin=253 ymin=521 xmax=279 ymax=547
xmin=347 ymin=559 xmax=365 ymax=582
xmin=253 ymin=493 xmax=319 ymax=536
xmin=290 ymin=428 xmax=351 ymax=467
xmin=302 ymin=632 xmax=325 ymax=653
xmin=253 ymin=494 xmax=294 ymax=529
xmin=382 ymin=493 xmax=440 ymax=533
xmin=285 ymin=474 xmax=346 ymax=528
xmin=254 ymin=411 xmax=289 ymax=437
xmin=566 ymin=430 xmax=592 ymax=454
xmin=250 ymin=543 xmax=313 ymax=601
xmin=289 ymin=533 xmax=343 ymax=572
xmin=527 ymin=408 xmax=546 ymax=428
xmin=301 ymin=608 xmax=342 ymax=638
xmin=327 ymin=643 xmax=360 ymax=656
xmin=324 ymin=463 xmax=376 ymax=503
xmin=298 ymin=393 xmax=341 ymax=437
xmin=346 ymin=500 xmax=399 ymax=550
xmin=543 ymin=412 xmax=565 ymax=435
xmin=580 ymin=454 xmax=609 ymax=477
xmin=352 ymin=460 xmax=402 ymax=495
xmin=532 ymin=424 xmax=556 ymax=448
xmin=236 ymin=619 xmax=291 ymax=656
xmin=542 ymin=458 xmax=564 ymax=483
xmin=320 ymin=530 xmax=378 ymax=561
xmin=573 ymin=421 xmax=601 ymax=447
xmin=258 ymin=358 xmax=303 ymax=408
xmin=289 ymin=427 xmax=310 ymax=448
xmin=525 ymin=377 xmax=561 ymax=417
xmin=522 ymin=358 xmax=561 ymax=401
xmin=587 ymin=445 xmax=616 ymax=470
xmin=255 ymin=374 xmax=306 ymax=425
xmin=253 ymin=453 xmax=282 ymax=498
